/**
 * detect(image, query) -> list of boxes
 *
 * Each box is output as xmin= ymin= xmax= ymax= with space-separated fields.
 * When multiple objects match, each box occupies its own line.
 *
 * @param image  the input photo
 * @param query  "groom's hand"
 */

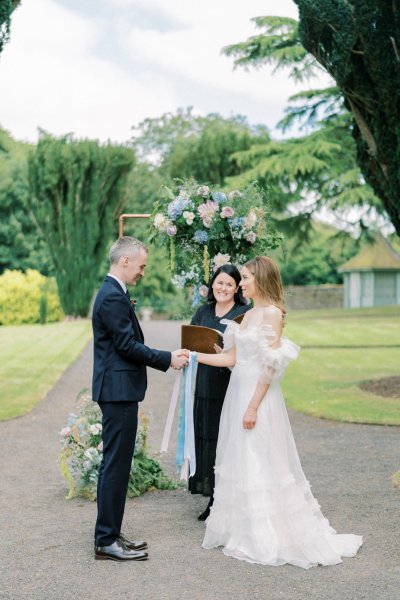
xmin=171 ymin=349 xmax=189 ymax=370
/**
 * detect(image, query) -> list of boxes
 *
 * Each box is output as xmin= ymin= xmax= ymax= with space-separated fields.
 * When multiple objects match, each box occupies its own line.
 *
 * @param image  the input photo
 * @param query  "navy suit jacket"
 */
xmin=92 ymin=276 xmax=171 ymax=402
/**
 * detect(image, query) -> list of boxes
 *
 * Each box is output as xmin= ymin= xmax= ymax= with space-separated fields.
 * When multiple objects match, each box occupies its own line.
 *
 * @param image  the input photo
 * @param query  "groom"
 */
xmin=92 ymin=236 xmax=188 ymax=561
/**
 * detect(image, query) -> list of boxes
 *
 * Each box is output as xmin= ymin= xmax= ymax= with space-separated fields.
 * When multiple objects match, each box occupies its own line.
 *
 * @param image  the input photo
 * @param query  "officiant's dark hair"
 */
xmin=207 ymin=264 xmax=246 ymax=305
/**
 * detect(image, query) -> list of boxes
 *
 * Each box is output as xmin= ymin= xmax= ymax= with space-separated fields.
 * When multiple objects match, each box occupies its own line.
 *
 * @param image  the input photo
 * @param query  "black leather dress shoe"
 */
xmin=197 ymin=506 xmax=210 ymax=521
xmin=95 ymin=539 xmax=148 ymax=561
xmin=119 ymin=533 xmax=148 ymax=551
xmin=198 ymin=497 xmax=214 ymax=521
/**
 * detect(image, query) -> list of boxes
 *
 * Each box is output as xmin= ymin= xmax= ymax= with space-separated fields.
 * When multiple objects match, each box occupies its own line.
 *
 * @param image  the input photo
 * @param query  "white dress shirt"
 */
xmin=107 ymin=273 xmax=127 ymax=294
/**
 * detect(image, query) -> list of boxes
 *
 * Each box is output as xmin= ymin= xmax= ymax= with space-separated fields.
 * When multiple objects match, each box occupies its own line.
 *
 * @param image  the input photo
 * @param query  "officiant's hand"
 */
xmin=171 ymin=349 xmax=189 ymax=370
xmin=213 ymin=344 xmax=223 ymax=354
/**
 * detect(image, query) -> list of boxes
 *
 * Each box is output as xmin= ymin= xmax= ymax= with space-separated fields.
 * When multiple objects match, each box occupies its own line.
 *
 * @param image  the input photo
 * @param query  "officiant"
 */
xmin=188 ymin=264 xmax=250 ymax=520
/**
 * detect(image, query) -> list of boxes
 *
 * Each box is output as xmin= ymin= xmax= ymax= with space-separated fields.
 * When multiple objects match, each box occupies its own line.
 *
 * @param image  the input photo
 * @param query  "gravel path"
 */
xmin=0 ymin=321 xmax=399 ymax=600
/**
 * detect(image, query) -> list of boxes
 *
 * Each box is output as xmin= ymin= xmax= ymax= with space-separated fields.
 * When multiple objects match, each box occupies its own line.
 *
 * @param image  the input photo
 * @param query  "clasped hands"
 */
xmin=170 ymin=349 xmax=190 ymax=370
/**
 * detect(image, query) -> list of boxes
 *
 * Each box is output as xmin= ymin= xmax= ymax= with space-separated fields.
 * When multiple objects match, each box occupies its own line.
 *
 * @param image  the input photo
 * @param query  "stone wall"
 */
xmin=284 ymin=285 xmax=343 ymax=311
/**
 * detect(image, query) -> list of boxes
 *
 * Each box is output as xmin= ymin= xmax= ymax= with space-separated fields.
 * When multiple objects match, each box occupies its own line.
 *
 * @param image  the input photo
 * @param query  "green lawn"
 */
xmin=1 ymin=307 xmax=399 ymax=425
xmin=282 ymin=306 xmax=400 ymax=424
xmin=0 ymin=321 xmax=92 ymax=421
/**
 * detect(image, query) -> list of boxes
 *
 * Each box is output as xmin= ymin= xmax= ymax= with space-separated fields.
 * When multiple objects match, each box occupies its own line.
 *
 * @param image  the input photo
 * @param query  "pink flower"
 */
xmin=197 ymin=200 xmax=219 ymax=222
xmin=220 ymin=206 xmax=235 ymax=219
xmin=199 ymin=285 xmax=209 ymax=298
xmin=246 ymin=231 xmax=257 ymax=244
xmin=97 ymin=441 xmax=104 ymax=452
xmin=202 ymin=217 xmax=213 ymax=228
xmin=166 ymin=225 xmax=177 ymax=236
xmin=60 ymin=426 xmax=71 ymax=437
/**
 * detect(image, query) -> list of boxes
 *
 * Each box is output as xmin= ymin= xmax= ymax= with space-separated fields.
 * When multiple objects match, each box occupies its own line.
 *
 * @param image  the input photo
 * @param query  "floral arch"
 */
xmin=151 ymin=180 xmax=283 ymax=303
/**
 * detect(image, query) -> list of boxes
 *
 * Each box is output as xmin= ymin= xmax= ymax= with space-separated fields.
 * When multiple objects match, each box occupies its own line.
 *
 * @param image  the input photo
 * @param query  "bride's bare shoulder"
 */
xmin=261 ymin=305 xmax=282 ymax=315
xmin=260 ymin=306 xmax=284 ymax=334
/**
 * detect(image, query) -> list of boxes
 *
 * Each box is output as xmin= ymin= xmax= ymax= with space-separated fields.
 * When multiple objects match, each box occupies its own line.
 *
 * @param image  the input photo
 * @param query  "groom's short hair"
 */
xmin=109 ymin=236 xmax=148 ymax=264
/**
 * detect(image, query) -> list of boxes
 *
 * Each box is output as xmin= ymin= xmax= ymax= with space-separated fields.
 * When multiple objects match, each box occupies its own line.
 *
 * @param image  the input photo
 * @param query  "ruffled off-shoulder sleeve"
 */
xmin=258 ymin=323 xmax=300 ymax=384
xmin=220 ymin=319 xmax=239 ymax=352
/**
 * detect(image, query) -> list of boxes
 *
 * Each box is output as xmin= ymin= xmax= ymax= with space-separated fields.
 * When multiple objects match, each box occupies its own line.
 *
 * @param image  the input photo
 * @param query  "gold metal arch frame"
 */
xmin=118 ymin=213 xmax=151 ymax=237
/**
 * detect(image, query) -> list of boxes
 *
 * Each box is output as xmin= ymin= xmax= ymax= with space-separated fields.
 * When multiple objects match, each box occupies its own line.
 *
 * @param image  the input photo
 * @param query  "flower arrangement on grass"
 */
xmin=59 ymin=389 xmax=177 ymax=500
xmin=151 ymin=180 xmax=283 ymax=301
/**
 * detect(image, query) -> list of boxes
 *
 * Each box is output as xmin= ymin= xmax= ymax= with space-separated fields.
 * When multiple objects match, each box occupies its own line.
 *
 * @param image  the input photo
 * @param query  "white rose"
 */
xmin=183 ymin=210 xmax=195 ymax=225
xmin=212 ymin=253 xmax=231 ymax=270
xmin=197 ymin=185 xmax=210 ymax=197
xmin=154 ymin=214 xmax=172 ymax=232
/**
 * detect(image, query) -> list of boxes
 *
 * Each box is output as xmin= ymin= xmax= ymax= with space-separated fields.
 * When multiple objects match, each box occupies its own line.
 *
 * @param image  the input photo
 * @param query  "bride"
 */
xmin=195 ymin=256 xmax=362 ymax=568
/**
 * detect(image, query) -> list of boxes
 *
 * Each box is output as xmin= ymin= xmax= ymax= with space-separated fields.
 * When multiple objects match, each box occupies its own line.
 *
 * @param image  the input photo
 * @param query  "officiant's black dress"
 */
xmin=188 ymin=301 xmax=250 ymax=497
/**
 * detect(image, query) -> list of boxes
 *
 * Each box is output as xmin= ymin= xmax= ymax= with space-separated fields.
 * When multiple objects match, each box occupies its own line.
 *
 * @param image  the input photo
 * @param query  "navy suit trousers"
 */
xmin=95 ymin=401 xmax=138 ymax=546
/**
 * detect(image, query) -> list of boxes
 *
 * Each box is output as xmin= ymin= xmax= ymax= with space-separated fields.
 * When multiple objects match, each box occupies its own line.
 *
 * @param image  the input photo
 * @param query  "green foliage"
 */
xmin=165 ymin=115 xmax=266 ymax=185
xmin=133 ymin=109 xmax=268 ymax=186
xmin=128 ymin=451 xmax=177 ymax=497
xmin=59 ymin=391 xmax=177 ymax=500
xmin=293 ymin=0 xmax=400 ymax=236
xmin=28 ymin=133 xmax=135 ymax=316
xmin=224 ymin=16 xmax=317 ymax=82
xmin=223 ymin=14 xmax=389 ymax=236
xmin=0 ymin=0 xmax=19 ymax=54
xmin=0 ymin=269 xmax=63 ymax=325
xmin=271 ymin=222 xmax=359 ymax=285
xmin=0 ymin=129 xmax=52 ymax=275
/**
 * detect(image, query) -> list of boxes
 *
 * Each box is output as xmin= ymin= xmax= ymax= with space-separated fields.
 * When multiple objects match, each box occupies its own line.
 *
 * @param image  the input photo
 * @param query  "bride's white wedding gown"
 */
xmin=202 ymin=309 xmax=362 ymax=568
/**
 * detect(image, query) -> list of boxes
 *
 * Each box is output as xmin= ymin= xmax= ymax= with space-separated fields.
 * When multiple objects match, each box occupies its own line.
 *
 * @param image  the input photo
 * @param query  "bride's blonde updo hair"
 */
xmin=244 ymin=256 xmax=286 ymax=316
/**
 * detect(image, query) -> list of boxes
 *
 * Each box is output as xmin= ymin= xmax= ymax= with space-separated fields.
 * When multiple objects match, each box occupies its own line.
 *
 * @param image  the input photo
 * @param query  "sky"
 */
xmin=0 ymin=0 xmax=329 ymax=145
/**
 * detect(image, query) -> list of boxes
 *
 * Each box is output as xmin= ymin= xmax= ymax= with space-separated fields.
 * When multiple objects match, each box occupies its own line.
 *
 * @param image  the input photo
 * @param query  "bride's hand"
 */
xmin=213 ymin=343 xmax=223 ymax=354
xmin=243 ymin=407 xmax=257 ymax=429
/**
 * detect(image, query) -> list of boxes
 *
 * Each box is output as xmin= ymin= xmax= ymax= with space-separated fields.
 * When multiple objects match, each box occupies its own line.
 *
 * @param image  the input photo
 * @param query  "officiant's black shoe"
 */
xmin=197 ymin=507 xmax=210 ymax=521
xmin=119 ymin=533 xmax=148 ymax=551
xmin=95 ymin=539 xmax=148 ymax=561
xmin=198 ymin=497 xmax=214 ymax=521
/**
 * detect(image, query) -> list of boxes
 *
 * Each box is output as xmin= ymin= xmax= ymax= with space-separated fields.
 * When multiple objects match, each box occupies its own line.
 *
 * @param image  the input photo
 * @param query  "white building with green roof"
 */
xmin=339 ymin=234 xmax=400 ymax=308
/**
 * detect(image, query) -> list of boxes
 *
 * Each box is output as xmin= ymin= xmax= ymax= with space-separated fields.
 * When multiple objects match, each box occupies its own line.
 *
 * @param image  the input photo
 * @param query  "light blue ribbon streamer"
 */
xmin=175 ymin=351 xmax=197 ymax=480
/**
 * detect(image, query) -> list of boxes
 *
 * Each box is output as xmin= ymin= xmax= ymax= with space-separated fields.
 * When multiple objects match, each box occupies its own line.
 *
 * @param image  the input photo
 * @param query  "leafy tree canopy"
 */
xmin=28 ymin=133 xmax=135 ymax=316
xmin=132 ymin=109 xmax=269 ymax=186
xmin=223 ymin=13 xmax=391 ymax=239
xmin=0 ymin=128 xmax=52 ymax=274
xmin=293 ymin=0 xmax=400 ymax=237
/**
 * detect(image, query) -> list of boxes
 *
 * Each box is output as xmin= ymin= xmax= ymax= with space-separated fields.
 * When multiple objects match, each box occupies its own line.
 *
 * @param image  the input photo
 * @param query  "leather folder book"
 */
xmin=181 ymin=313 xmax=245 ymax=353
xmin=181 ymin=325 xmax=223 ymax=353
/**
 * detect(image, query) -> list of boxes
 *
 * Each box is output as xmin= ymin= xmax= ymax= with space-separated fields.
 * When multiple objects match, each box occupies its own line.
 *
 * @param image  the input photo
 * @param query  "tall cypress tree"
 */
xmin=294 ymin=0 xmax=400 ymax=235
xmin=28 ymin=134 xmax=135 ymax=316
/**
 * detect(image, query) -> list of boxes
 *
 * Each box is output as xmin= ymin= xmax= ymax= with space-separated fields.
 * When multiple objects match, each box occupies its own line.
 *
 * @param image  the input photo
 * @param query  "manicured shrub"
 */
xmin=0 ymin=269 xmax=63 ymax=325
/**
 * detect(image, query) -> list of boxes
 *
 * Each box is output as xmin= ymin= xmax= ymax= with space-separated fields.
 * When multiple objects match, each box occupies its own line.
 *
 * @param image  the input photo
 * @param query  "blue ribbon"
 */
xmin=175 ymin=351 xmax=197 ymax=480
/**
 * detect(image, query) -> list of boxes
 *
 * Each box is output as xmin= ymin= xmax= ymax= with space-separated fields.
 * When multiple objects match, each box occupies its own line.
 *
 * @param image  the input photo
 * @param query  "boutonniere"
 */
xmin=130 ymin=298 xmax=137 ymax=307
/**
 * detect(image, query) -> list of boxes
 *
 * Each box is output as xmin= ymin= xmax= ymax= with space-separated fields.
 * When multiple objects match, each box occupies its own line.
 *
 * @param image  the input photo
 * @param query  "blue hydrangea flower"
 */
xmin=193 ymin=230 xmax=209 ymax=244
xmin=167 ymin=196 xmax=189 ymax=220
xmin=212 ymin=191 xmax=227 ymax=204
xmin=68 ymin=413 xmax=78 ymax=426
xmin=228 ymin=217 xmax=245 ymax=230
